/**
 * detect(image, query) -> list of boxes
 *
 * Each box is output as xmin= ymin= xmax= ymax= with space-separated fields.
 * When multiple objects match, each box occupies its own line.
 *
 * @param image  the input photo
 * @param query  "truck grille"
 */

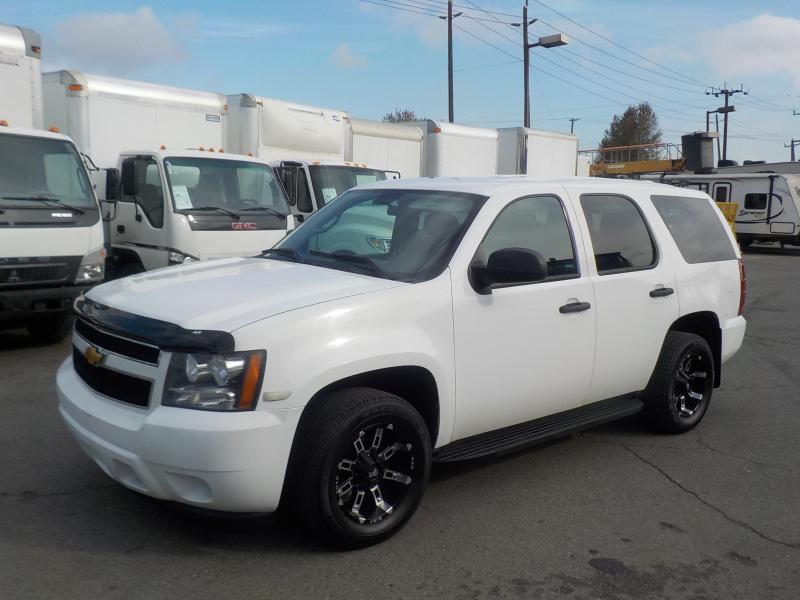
xmin=0 ymin=257 xmax=81 ymax=288
xmin=72 ymin=347 xmax=152 ymax=408
xmin=75 ymin=318 xmax=160 ymax=365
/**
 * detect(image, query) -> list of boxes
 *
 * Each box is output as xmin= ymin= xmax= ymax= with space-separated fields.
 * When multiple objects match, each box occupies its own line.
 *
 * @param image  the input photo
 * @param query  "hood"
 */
xmin=89 ymin=257 xmax=403 ymax=332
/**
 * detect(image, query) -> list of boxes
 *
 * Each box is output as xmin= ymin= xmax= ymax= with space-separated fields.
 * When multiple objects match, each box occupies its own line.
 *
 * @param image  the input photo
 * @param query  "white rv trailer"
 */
xmin=411 ymin=120 xmax=498 ymax=176
xmin=656 ymin=172 xmax=800 ymax=247
xmin=0 ymin=23 xmax=43 ymax=129
xmin=226 ymin=94 xmax=392 ymax=221
xmin=0 ymin=125 xmax=104 ymax=342
xmin=714 ymin=161 xmax=800 ymax=175
xmin=497 ymin=127 xmax=579 ymax=176
xmin=346 ymin=118 xmax=423 ymax=178
xmin=43 ymin=73 xmax=292 ymax=274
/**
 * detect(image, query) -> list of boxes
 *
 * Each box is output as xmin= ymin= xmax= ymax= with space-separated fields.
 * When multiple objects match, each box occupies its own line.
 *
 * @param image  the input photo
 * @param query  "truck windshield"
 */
xmin=164 ymin=157 xmax=290 ymax=215
xmin=268 ymin=188 xmax=487 ymax=283
xmin=309 ymin=165 xmax=388 ymax=207
xmin=0 ymin=135 xmax=96 ymax=209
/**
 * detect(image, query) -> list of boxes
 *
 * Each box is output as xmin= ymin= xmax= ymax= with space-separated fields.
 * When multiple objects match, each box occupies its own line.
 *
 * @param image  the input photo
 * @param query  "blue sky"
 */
xmin=5 ymin=0 xmax=800 ymax=162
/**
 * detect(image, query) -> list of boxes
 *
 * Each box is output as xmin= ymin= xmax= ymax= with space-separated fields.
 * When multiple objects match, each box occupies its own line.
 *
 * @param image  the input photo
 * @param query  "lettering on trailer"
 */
xmin=231 ymin=222 xmax=257 ymax=230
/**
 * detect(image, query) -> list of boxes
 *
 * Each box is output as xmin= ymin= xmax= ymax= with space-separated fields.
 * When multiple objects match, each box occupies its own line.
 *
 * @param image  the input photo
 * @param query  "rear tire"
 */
xmin=288 ymin=387 xmax=431 ymax=549
xmin=27 ymin=314 xmax=72 ymax=344
xmin=643 ymin=332 xmax=714 ymax=434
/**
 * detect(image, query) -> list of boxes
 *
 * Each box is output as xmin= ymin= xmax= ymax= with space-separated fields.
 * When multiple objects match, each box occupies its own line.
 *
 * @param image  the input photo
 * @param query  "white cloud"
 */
xmin=49 ymin=6 xmax=182 ymax=75
xmin=172 ymin=13 xmax=290 ymax=39
xmin=702 ymin=13 xmax=800 ymax=88
xmin=330 ymin=43 xmax=368 ymax=70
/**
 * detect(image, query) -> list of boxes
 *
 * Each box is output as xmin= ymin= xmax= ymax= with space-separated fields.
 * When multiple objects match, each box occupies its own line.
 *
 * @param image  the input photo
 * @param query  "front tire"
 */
xmin=289 ymin=387 xmax=431 ymax=549
xmin=643 ymin=332 xmax=714 ymax=434
xmin=27 ymin=314 xmax=72 ymax=344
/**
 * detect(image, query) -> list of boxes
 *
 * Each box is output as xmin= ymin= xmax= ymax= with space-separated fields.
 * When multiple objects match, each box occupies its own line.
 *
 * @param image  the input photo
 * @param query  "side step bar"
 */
xmin=434 ymin=394 xmax=643 ymax=463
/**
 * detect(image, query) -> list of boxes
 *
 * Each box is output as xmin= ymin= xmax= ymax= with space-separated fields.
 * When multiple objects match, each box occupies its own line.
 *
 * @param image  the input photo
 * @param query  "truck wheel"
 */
xmin=290 ymin=387 xmax=431 ymax=549
xmin=643 ymin=332 xmax=714 ymax=434
xmin=27 ymin=314 xmax=73 ymax=344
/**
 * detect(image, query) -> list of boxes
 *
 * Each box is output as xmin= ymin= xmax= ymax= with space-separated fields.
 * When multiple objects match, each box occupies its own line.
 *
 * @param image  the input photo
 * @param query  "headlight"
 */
xmin=168 ymin=250 xmax=198 ymax=265
xmin=163 ymin=350 xmax=265 ymax=411
xmin=75 ymin=247 xmax=107 ymax=283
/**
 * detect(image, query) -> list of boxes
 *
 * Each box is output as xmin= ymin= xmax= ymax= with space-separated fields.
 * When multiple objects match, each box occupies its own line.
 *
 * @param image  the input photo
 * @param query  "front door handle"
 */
xmin=649 ymin=287 xmax=675 ymax=298
xmin=559 ymin=301 xmax=591 ymax=314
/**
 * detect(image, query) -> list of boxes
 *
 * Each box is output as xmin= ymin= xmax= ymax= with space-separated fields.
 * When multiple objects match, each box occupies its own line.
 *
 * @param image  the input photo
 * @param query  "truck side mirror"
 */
xmin=121 ymin=159 xmax=137 ymax=197
xmin=100 ymin=200 xmax=117 ymax=222
xmin=105 ymin=168 xmax=120 ymax=200
xmin=277 ymin=167 xmax=297 ymax=206
xmin=470 ymin=248 xmax=547 ymax=294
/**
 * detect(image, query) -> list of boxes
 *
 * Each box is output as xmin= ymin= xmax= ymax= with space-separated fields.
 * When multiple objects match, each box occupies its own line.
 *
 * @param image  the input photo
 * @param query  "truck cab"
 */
xmin=274 ymin=160 xmax=393 ymax=221
xmin=0 ymin=126 xmax=104 ymax=341
xmin=104 ymin=150 xmax=293 ymax=276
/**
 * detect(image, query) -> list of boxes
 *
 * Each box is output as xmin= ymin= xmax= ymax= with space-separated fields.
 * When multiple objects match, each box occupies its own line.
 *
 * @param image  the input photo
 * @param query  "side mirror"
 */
xmin=100 ymin=199 xmax=117 ymax=222
xmin=105 ymin=168 xmax=120 ymax=200
xmin=277 ymin=167 xmax=297 ymax=206
xmin=120 ymin=159 xmax=137 ymax=197
xmin=470 ymin=248 xmax=547 ymax=294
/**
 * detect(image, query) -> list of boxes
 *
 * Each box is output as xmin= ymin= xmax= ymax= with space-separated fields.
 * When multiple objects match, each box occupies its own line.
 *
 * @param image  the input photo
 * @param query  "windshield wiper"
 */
xmin=260 ymin=248 xmax=304 ymax=263
xmin=238 ymin=206 xmax=288 ymax=217
xmin=183 ymin=206 xmax=240 ymax=219
xmin=0 ymin=195 xmax=86 ymax=215
xmin=308 ymin=250 xmax=388 ymax=278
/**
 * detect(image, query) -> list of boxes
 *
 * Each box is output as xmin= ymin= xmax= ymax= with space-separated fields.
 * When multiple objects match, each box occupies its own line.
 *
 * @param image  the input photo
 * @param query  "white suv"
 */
xmin=56 ymin=177 xmax=746 ymax=548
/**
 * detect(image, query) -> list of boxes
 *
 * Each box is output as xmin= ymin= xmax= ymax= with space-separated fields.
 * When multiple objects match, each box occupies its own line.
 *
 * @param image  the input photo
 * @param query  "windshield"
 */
xmin=270 ymin=188 xmax=487 ymax=283
xmin=309 ymin=165 xmax=388 ymax=207
xmin=0 ymin=134 xmax=96 ymax=208
xmin=164 ymin=157 xmax=290 ymax=215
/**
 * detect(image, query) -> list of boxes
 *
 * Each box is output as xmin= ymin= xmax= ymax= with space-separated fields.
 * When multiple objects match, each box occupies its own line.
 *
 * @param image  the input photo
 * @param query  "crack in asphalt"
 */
xmin=694 ymin=435 xmax=778 ymax=470
xmin=0 ymin=484 xmax=113 ymax=502
xmin=622 ymin=444 xmax=800 ymax=552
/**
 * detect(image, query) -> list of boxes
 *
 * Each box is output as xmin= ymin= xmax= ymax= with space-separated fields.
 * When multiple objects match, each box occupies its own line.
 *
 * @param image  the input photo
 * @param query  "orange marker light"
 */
xmin=247 ymin=152 xmax=253 ymax=157
xmin=239 ymin=353 xmax=264 ymax=410
xmin=67 ymin=84 xmax=83 ymax=92
xmin=160 ymin=144 xmax=166 ymax=150
xmin=0 ymin=120 xmax=9 ymax=127
xmin=218 ymin=148 xmax=224 ymax=153
xmin=432 ymin=127 xmax=442 ymax=133
xmin=48 ymin=126 xmax=60 ymax=133
xmin=209 ymin=147 xmax=215 ymax=152
xmin=198 ymin=146 xmax=205 ymax=151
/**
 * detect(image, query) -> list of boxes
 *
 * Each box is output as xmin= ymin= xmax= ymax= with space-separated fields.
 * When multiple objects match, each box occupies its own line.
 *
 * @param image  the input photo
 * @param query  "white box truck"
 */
xmin=226 ymin=94 xmax=393 ymax=221
xmin=0 ymin=23 xmax=43 ymax=130
xmin=43 ymin=72 xmax=293 ymax=275
xmin=497 ymin=127 xmax=579 ymax=176
xmin=346 ymin=118 xmax=423 ymax=178
xmin=411 ymin=120 xmax=498 ymax=177
xmin=0 ymin=125 xmax=105 ymax=342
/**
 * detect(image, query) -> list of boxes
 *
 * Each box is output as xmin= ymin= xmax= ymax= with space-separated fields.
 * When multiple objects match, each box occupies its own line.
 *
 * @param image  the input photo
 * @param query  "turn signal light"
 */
xmin=738 ymin=259 xmax=746 ymax=316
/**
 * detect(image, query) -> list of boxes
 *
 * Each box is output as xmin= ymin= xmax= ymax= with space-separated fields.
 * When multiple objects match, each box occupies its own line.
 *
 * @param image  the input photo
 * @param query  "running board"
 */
xmin=434 ymin=394 xmax=643 ymax=463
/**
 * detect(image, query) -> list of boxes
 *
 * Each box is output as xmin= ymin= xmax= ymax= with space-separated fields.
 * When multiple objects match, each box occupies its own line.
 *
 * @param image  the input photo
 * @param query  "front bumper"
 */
xmin=721 ymin=315 xmax=747 ymax=365
xmin=0 ymin=285 xmax=89 ymax=326
xmin=56 ymin=358 xmax=302 ymax=512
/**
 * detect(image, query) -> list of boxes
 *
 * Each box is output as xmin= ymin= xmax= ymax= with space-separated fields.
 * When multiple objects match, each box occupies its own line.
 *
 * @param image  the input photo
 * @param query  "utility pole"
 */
xmin=568 ymin=117 xmax=579 ymax=134
xmin=786 ymin=139 xmax=800 ymax=162
xmin=439 ymin=2 xmax=462 ymax=123
xmin=707 ymin=85 xmax=747 ymax=161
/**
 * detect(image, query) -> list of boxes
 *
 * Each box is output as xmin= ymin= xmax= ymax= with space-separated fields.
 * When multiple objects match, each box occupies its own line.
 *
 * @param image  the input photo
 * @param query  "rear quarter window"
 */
xmin=651 ymin=195 xmax=737 ymax=264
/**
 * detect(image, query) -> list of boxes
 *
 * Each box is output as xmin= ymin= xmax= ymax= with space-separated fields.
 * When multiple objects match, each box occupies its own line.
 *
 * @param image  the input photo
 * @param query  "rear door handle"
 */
xmin=649 ymin=287 xmax=675 ymax=298
xmin=559 ymin=301 xmax=591 ymax=314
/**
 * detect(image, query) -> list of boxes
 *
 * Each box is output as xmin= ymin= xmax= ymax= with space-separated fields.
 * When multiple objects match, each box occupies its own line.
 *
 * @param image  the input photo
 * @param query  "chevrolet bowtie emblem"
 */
xmin=84 ymin=345 xmax=106 ymax=367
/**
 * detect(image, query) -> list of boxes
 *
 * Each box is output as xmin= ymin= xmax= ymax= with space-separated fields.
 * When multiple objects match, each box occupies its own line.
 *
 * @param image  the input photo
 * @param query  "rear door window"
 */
xmin=580 ymin=195 xmax=657 ymax=274
xmin=651 ymin=195 xmax=737 ymax=263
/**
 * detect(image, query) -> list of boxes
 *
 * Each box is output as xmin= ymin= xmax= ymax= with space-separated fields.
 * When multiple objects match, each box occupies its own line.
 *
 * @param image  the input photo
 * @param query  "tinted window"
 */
xmin=651 ymin=195 xmax=737 ymax=264
xmin=714 ymin=185 xmax=729 ymax=202
xmin=309 ymin=166 xmax=388 ymax=208
xmin=296 ymin=170 xmax=313 ymax=213
xmin=580 ymin=195 xmax=656 ymax=273
xmin=744 ymin=193 xmax=767 ymax=210
xmin=121 ymin=157 xmax=163 ymax=228
xmin=475 ymin=195 xmax=578 ymax=279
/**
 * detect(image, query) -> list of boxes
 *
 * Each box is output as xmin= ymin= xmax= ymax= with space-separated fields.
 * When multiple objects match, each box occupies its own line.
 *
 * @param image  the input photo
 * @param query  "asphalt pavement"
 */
xmin=1 ymin=247 xmax=798 ymax=600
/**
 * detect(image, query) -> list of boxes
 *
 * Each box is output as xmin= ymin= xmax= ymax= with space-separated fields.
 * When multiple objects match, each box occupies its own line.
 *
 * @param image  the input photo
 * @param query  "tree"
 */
xmin=382 ymin=108 xmax=418 ymax=123
xmin=600 ymin=102 xmax=662 ymax=158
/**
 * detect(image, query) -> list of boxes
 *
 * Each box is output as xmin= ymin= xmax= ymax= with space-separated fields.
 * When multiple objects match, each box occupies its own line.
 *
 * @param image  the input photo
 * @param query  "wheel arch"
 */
xmin=668 ymin=311 xmax=722 ymax=387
